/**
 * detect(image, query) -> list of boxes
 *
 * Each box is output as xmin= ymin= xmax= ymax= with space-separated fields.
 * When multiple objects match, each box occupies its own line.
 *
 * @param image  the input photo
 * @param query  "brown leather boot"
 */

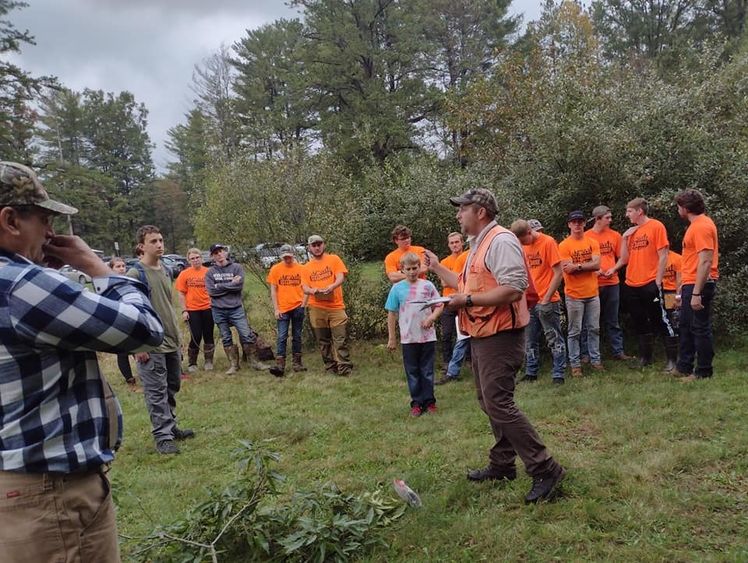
xmin=292 ymin=353 xmax=307 ymax=372
xmin=224 ymin=345 xmax=239 ymax=375
xmin=275 ymin=356 xmax=286 ymax=376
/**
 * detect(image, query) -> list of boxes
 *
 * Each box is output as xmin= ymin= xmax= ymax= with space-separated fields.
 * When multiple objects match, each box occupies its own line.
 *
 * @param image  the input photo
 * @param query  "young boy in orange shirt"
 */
xmin=267 ymin=244 xmax=308 ymax=375
xmin=558 ymin=210 xmax=601 ymax=377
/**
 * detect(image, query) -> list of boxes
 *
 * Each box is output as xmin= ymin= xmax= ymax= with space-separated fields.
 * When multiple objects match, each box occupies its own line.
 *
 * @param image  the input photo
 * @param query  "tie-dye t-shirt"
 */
xmin=384 ymin=279 xmax=440 ymax=344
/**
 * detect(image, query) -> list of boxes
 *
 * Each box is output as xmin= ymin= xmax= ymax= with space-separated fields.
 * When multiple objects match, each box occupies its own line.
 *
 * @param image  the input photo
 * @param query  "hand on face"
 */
xmin=44 ymin=235 xmax=110 ymax=277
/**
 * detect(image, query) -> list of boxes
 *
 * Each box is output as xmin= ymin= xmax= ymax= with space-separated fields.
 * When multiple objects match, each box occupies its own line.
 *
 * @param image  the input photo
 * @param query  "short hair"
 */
xmin=134 ymin=245 xmax=143 ymax=257
xmin=187 ymin=247 xmax=201 ymax=257
xmin=447 ymin=231 xmax=462 ymax=241
xmin=626 ymin=197 xmax=648 ymax=215
xmin=108 ymin=257 xmax=125 ymax=268
xmin=592 ymin=205 xmax=611 ymax=218
xmin=136 ymin=225 xmax=161 ymax=244
xmin=510 ymin=219 xmax=531 ymax=238
xmin=391 ymin=225 xmax=412 ymax=241
xmin=674 ymin=189 xmax=705 ymax=215
xmin=399 ymin=252 xmax=421 ymax=268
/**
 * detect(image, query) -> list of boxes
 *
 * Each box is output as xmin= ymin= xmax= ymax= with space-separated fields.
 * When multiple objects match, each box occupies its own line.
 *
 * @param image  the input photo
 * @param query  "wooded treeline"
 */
xmin=2 ymin=0 xmax=747 ymax=331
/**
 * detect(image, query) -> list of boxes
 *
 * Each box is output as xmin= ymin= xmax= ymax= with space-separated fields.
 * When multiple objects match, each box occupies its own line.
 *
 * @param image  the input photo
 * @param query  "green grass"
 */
xmin=108 ymin=340 xmax=748 ymax=561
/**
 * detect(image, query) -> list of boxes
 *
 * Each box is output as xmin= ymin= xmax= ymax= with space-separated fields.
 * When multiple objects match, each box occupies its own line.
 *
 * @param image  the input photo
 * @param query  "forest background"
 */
xmin=2 ymin=0 xmax=747 ymax=335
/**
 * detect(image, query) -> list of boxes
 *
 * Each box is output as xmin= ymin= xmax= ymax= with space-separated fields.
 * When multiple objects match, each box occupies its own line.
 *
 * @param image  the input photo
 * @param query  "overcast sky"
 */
xmin=11 ymin=0 xmax=542 ymax=171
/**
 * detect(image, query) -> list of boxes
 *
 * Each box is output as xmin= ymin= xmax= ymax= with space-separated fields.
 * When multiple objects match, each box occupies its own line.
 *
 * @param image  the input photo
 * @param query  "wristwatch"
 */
xmin=466 ymin=294 xmax=473 ymax=307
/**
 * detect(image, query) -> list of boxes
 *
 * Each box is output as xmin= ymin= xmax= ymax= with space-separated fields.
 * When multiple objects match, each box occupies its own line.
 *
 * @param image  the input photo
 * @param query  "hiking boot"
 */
xmin=436 ymin=374 xmax=459 ymax=385
xmin=525 ymin=467 xmax=566 ymax=504
xmin=173 ymin=427 xmax=195 ymax=441
xmin=425 ymin=403 xmax=438 ymax=414
xmin=155 ymin=440 xmax=180 ymax=455
xmin=520 ymin=374 xmax=538 ymax=383
xmin=409 ymin=405 xmax=423 ymax=417
xmin=612 ymin=353 xmax=633 ymax=361
xmin=580 ymin=355 xmax=590 ymax=365
xmin=590 ymin=363 xmax=604 ymax=372
xmin=467 ymin=466 xmax=517 ymax=482
xmin=571 ymin=367 xmax=583 ymax=378
xmin=552 ymin=378 xmax=565 ymax=385
xmin=292 ymin=353 xmax=308 ymax=372
xmin=273 ymin=356 xmax=286 ymax=377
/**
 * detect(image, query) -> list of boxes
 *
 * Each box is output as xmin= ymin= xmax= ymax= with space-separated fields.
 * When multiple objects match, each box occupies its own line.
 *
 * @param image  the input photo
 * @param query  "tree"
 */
xmin=166 ymin=108 xmax=210 ymax=206
xmin=232 ymin=18 xmax=315 ymax=160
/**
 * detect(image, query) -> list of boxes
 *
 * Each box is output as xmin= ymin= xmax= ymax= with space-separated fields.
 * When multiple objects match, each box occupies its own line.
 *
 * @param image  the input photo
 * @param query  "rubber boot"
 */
xmin=275 ymin=356 xmax=286 ymax=376
xmin=224 ymin=345 xmax=239 ymax=375
xmin=292 ymin=353 xmax=308 ymax=372
xmin=187 ymin=347 xmax=199 ymax=373
xmin=203 ymin=344 xmax=215 ymax=371
xmin=629 ymin=334 xmax=654 ymax=369
xmin=242 ymin=342 xmax=277 ymax=374
xmin=663 ymin=336 xmax=679 ymax=373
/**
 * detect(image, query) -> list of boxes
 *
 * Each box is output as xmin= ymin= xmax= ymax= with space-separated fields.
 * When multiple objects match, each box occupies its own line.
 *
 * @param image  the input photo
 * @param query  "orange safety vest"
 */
xmin=458 ymin=225 xmax=530 ymax=338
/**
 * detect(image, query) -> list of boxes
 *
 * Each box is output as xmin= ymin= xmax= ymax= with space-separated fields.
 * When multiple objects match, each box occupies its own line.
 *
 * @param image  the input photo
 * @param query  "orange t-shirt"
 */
xmin=522 ymin=232 xmax=561 ymax=303
xmin=175 ymin=266 xmax=211 ymax=311
xmin=267 ymin=261 xmax=305 ymax=313
xmin=681 ymin=214 xmax=719 ymax=285
xmin=558 ymin=235 xmax=600 ymax=299
xmin=439 ymin=251 xmax=467 ymax=297
xmin=303 ymin=253 xmax=348 ymax=310
xmin=662 ymin=251 xmax=682 ymax=291
xmin=384 ymin=245 xmax=426 ymax=279
xmin=585 ymin=227 xmax=622 ymax=287
xmin=625 ymin=219 xmax=669 ymax=288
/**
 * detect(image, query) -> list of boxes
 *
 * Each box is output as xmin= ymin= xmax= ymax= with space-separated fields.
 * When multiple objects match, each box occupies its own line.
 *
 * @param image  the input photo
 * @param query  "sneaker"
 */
xmin=435 ymin=374 xmax=459 ymax=385
xmin=187 ymin=364 xmax=198 ymax=373
xmin=204 ymin=361 xmax=214 ymax=371
xmin=467 ymin=466 xmax=517 ymax=482
xmin=520 ymin=374 xmax=538 ymax=383
xmin=425 ymin=404 xmax=438 ymax=414
xmin=155 ymin=440 xmax=180 ymax=455
xmin=571 ymin=367 xmax=583 ymax=378
xmin=552 ymin=378 xmax=565 ymax=385
xmin=525 ymin=467 xmax=566 ymax=504
xmin=590 ymin=363 xmax=604 ymax=371
xmin=173 ymin=427 xmax=195 ymax=440
xmin=409 ymin=405 xmax=423 ymax=417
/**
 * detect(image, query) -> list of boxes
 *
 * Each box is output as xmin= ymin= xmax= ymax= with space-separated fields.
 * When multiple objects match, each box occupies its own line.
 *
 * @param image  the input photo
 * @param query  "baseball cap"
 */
xmin=209 ymin=243 xmax=226 ymax=254
xmin=449 ymin=188 xmax=498 ymax=216
xmin=279 ymin=244 xmax=294 ymax=258
xmin=527 ymin=219 xmax=544 ymax=231
xmin=0 ymin=161 xmax=78 ymax=215
xmin=592 ymin=205 xmax=611 ymax=218
xmin=567 ymin=210 xmax=586 ymax=222
xmin=307 ymin=234 xmax=324 ymax=245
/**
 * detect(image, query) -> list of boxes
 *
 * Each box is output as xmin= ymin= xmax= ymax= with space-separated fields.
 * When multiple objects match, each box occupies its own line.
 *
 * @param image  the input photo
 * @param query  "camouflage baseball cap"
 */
xmin=449 ymin=188 xmax=498 ymax=216
xmin=0 ymin=162 xmax=78 ymax=215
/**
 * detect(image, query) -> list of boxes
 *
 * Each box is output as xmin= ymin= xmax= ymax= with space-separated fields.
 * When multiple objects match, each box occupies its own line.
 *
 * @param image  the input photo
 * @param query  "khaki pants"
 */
xmin=0 ymin=467 xmax=119 ymax=563
xmin=471 ymin=329 xmax=560 ymax=478
xmin=308 ymin=307 xmax=352 ymax=374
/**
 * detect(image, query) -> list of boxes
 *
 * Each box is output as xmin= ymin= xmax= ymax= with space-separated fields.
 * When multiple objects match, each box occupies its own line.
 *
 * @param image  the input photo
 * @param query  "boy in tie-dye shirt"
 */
xmin=386 ymin=252 xmax=444 ymax=417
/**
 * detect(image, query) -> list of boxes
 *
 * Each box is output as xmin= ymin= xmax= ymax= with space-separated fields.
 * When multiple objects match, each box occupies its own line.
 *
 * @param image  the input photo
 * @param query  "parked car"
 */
xmin=252 ymin=243 xmax=308 ymax=268
xmin=59 ymin=265 xmax=91 ymax=285
xmin=163 ymin=254 xmax=188 ymax=275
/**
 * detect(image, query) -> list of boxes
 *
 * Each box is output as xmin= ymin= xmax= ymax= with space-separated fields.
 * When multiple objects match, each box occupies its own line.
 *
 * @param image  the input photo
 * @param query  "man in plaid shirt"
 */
xmin=0 ymin=162 xmax=164 ymax=562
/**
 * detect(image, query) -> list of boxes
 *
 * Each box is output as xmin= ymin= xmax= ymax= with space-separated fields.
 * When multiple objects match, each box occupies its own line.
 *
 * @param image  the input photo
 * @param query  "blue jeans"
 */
xmin=446 ymin=338 xmax=470 ymax=377
xmin=211 ymin=306 xmax=255 ymax=347
xmin=277 ymin=306 xmax=305 ymax=357
xmin=566 ymin=296 xmax=601 ymax=367
xmin=582 ymin=284 xmax=624 ymax=357
xmin=677 ymin=282 xmax=716 ymax=378
xmin=402 ymin=342 xmax=436 ymax=408
xmin=526 ymin=302 xmax=567 ymax=379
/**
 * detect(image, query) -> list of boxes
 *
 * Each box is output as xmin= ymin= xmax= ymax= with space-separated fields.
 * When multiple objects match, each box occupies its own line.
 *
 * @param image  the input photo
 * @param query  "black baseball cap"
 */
xmin=567 ymin=210 xmax=585 ymax=222
xmin=209 ymin=243 xmax=226 ymax=254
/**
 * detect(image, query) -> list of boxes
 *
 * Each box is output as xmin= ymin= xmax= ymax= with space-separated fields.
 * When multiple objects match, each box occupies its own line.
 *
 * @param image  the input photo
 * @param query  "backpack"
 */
xmin=131 ymin=260 xmax=173 ymax=297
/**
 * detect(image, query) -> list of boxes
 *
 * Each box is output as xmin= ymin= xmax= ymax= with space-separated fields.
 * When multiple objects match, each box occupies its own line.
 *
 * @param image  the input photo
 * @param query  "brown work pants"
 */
xmin=471 ymin=329 xmax=560 ymax=478
xmin=308 ymin=307 xmax=352 ymax=374
xmin=0 ymin=466 xmax=119 ymax=562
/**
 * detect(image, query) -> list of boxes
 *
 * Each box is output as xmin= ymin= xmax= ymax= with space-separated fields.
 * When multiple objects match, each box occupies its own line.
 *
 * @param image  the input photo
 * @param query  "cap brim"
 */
xmin=449 ymin=196 xmax=471 ymax=207
xmin=281 ymin=253 xmax=294 ymax=258
xmin=36 ymin=198 xmax=78 ymax=215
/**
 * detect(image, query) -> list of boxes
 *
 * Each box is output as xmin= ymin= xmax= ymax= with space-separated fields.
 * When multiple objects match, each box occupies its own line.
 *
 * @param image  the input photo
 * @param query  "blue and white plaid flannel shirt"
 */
xmin=0 ymin=251 xmax=164 ymax=473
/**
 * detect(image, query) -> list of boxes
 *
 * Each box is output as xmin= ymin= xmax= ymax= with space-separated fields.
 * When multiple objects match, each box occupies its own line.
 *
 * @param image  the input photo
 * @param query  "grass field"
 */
xmin=107 ymin=265 xmax=748 ymax=561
